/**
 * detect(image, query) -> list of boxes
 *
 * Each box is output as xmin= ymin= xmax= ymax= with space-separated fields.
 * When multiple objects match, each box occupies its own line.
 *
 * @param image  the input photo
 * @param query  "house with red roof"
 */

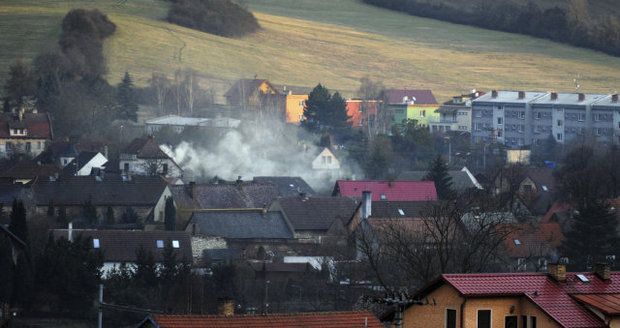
xmin=403 ymin=263 xmax=620 ymax=328
xmin=0 ymin=110 xmax=52 ymax=158
xmin=138 ymin=311 xmax=383 ymax=328
xmin=332 ymin=180 xmax=438 ymax=202
xmin=500 ymin=222 xmax=565 ymax=273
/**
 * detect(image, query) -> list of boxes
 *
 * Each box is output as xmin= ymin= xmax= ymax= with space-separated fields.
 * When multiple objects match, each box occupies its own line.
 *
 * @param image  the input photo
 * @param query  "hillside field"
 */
xmin=0 ymin=0 xmax=619 ymax=101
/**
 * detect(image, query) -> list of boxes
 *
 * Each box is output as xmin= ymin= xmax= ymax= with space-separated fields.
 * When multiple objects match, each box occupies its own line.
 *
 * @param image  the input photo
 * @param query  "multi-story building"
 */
xmin=472 ymin=90 xmax=620 ymax=148
xmin=429 ymin=91 xmax=483 ymax=133
xmin=384 ymin=89 xmax=440 ymax=127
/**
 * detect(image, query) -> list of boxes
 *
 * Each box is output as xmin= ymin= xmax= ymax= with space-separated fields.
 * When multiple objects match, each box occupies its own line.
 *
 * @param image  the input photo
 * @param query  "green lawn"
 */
xmin=1 ymin=0 xmax=619 ymax=101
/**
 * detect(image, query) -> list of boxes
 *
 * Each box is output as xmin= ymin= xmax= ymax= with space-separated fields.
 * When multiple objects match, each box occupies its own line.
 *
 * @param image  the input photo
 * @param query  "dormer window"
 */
xmin=10 ymin=128 xmax=27 ymax=136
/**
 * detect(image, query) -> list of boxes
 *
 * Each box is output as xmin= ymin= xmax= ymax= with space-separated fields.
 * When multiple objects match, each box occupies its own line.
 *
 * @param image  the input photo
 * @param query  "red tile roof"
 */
xmin=501 ymin=222 xmax=565 ymax=258
xmin=0 ymin=112 xmax=52 ymax=139
xmin=145 ymin=311 xmax=383 ymax=328
xmin=419 ymin=272 xmax=620 ymax=327
xmin=384 ymin=89 xmax=437 ymax=105
xmin=333 ymin=180 xmax=437 ymax=202
xmin=574 ymin=294 xmax=620 ymax=316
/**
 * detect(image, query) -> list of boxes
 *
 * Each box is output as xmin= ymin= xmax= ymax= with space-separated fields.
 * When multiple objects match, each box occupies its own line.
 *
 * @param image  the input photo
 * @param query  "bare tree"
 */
xmin=150 ymin=73 xmax=170 ymax=115
xmin=357 ymin=77 xmax=385 ymax=139
xmin=181 ymin=69 xmax=199 ymax=115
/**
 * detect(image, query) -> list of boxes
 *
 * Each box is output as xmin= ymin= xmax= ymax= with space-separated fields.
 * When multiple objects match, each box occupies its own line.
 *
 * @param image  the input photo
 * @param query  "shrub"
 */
xmin=167 ymin=0 xmax=260 ymax=37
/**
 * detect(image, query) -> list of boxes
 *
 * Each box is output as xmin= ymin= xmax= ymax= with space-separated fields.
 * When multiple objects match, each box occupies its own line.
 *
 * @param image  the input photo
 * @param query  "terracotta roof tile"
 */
xmin=147 ymin=311 xmax=383 ymax=328
xmin=574 ymin=294 xmax=620 ymax=315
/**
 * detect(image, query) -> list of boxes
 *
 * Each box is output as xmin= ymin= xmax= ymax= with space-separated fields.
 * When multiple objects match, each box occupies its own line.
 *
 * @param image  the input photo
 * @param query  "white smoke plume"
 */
xmin=161 ymin=120 xmax=361 ymax=192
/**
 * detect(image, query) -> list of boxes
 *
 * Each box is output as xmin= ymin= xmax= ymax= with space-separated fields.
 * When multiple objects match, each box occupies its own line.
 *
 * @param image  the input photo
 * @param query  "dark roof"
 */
xmin=369 ymin=201 xmax=431 ymax=219
xmin=252 ymin=176 xmax=316 ymax=197
xmin=333 ymin=180 xmax=438 ymax=202
xmin=0 ymin=160 xmax=61 ymax=180
xmin=61 ymin=151 xmax=100 ymax=175
xmin=0 ymin=112 xmax=52 ymax=139
xmin=187 ymin=210 xmax=293 ymax=239
xmin=170 ymin=181 xmax=281 ymax=209
xmin=33 ymin=175 xmax=167 ymax=206
xmin=274 ymin=196 xmax=359 ymax=231
xmin=384 ymin=89 xmax=437 ymax=105
xmin=142 ymin=311 xmax=384 ymax=328
xmin=51 ymin=229 xmax=192 ymax=263
xmin=415 ymin=272 xmax=620 ymax=328
xmin=123 ymin=137 xmax=170 ymax=159
xmin=501 ymin=222 xmax=564 ymax=258
xmin=0 ymin=183 xmax=29 ymax=207
xmin=398 ymin=170 xmax=479 ymax=191
xmin=249 ymin=261 xmax=312 ymax=273
xmin=523 ymin=167 xmax=555 ymax=191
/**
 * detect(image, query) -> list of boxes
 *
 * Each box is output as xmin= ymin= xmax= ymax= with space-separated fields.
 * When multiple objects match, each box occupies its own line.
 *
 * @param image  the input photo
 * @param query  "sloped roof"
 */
xmin=275 ymin=196 xmax=359 ymax=231
xmin=384 ymin=89 xmax=437 ymax=105
xmin=0 ymin=160 xmax=61 ymax=180
xmin=123 ymin=137 xmax=170 ymax=159
xmin=574 ymin=294 xmax=620 ymax=316
xmin=398 ymin=170 xmax=478 ymax=191
xmin=249 ymin=261 xmax=312 ymax=273
xmin=0 ymin=112 xmax=52 ymax=139
xmin=224 ymin=79 xmax=279 ymax=98
xmin=51 ymin=229 xmax=192 ymax=263
xmin=252 ymin=176 xmax=316 ymax=197
xmin=187 ymin=210 xmax=293 ymax=239
xmin=33 ymin=175 xmax=167 ymax=206
xmin=61 ymin=151 xmax=102 ymax=175
xmin=170 ymin=182 xmax=281 ymax=209
xmin=501 ymin=222 xmax=565 ymax=258
xmin=416 ymin=272 xmax=620 ymax=328
xmin=333 ymin=180 xmax=438 ymax=202
xmin=144 ymin=311 xmax=383 ymax=328
xmin=369 ymin=201 xmax=431 ymax=219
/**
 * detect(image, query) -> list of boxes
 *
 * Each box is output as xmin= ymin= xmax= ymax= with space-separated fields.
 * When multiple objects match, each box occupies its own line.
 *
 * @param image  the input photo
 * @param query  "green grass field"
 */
xmin=1 ymin=0 xmax=619 ymax=101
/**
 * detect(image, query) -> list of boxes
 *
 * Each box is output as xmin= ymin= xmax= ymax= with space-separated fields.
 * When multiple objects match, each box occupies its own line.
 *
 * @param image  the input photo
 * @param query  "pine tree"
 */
xmin=117 ymin=71 xmax=139 ymax=122
xmin=425 ymin=155 xmax=455 ymax=200
xmin=327 ymin=91 xmax=350 ymax=129
xmin=164 ymin=197 xmax=176 ymax=231
xmin=47 ymin=200 xmax=55 ymax=217
xmin=302 ymin=84 xmax=331 ymax=132
xmin=134 ymin=246 xmax=158 ymax=287
xmin=9 ymin=199 xmax=29 ymax=246
xmin=105 ymin=206 xmax=115 ymax=225
xmin=561 ymin=200 xmax=620 ymax=270
xmin=8 ymin=199 xmax=33 ymax=308
xmin=4 ymin=60 xmax=36 ymax=110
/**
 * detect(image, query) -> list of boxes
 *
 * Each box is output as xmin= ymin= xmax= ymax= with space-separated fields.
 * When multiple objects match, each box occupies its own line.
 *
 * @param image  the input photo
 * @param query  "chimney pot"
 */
xmin=362 ymin=191 xmax=372 ymax=220
xmin=612 ymin=94 xmax=619 ymax=103
xmin=491 ymin=90 xmax=498 ymax=98
xmin=551 ymin=92 xmax=558 ymax=100
xmin=518 ymin=91 xmax=525 ymax=99
xmin=594 ymin=262 xmax=611 ymax=280
xmin=218 ymin=298 xmax=235 ymax=317
xmin=578 ymin=93 xmax=586 ymax=102
xmin=548 ymin=263 xmax=566 ymax=282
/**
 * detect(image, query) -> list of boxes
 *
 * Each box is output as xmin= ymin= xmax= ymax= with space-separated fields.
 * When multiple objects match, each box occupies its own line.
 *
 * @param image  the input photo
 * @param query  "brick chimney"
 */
xmin=612 ymin=94 xmax=619 ymax=103
xmin=551 ymin=92 xmax=558 ymax=101
xmin=361 ymin=191 xmax=372 ymax=220
xmin=188 ymin=181 xmax=195 ymax=199
xmin=548 ymin=263 xmax=566 ymax=282
xmin=578 ymin=93 xmax=586 ymax=102
xmin=518 ymin=91 xmax=525 ymax=99
xmin=491 ymin=90 xmax=498 ymax=98
xmin=593 ymin=263 xmax=611 ymax=280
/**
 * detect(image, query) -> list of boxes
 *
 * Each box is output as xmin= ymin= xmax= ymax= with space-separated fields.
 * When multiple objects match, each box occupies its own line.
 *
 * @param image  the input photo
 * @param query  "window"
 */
xmin=37 ymin=141 xmax=42 ymax=150
xmin=530 ymin=316 xmax=537 ymax=328
xmin=420 ymin=110 xmax=426 ymax=117
xmin=557 ymin=120 xmax=563 ymax=126
xmin=578 ymin=113 xmax=586 ymax=122
xmin=25 ymin=142 xmax=31 ymax=152
xmin=475 ymin=111 xmax=483 ymax=118
xmin=557 ymin=133 xmax=563 ymax=141
xmin=156 ymin=240 xmax=164 ymax=248
xmin=172 ymin=240 xmax=180 ymax=248
xmin=535 ymin=112 xmax=541 ymax=120
xmin=93 ymin=238 xmax=100 ymax=249
xmin=514 ymin=239 xmax=521 ymax=245
xmin=497 ymin=129 xmax=503 ymax=137
xmin=478 ymin=310 xmax=491 ymax=328
xmin=518 ymin=257 xmax=527 ymax=271
xmin=596 ymin=128 xmax=602 ymax=136
xmin=446 ymin=309 xmax=457 ymax=328
xmin=538 ymin=258 xmax=548 ymax=271
xmin=124 ymin=163 xmax=129 ymax=172
xmin=518 ymin=112 xmax=525 ymax=119
xmin=505 ymin=316 xmax=517 ymax=328
xmin=398 ymin=209 xmax=405 ymax=216
xmin=497 ymin=117 xmax=503 ymax=125
xmin=162 ymin=163 xmax=169 ymax=175
xmin=521 ymin=316 xmax=527 ymax=328
xmin=517 ymin=125 xmax=524 ymax=133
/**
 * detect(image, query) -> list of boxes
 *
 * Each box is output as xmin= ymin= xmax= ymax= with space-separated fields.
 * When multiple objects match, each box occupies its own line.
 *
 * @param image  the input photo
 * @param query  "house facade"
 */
xmin=0 ymin=111 xmax=52 ymax=158
xmin=284 ymin=92 xmax=309 ymax=124
xmin=224 ymin=78 xmax=284 ymax=114
xmin=120 ymin=136 xmax=183 ymax=179
xmin=384 ymin=89 xmax=440 ymax=127
xmin=429 ymin=91 xmax=482 ymax=133
xmin=311 ymin=147 xmax=341 ymax=181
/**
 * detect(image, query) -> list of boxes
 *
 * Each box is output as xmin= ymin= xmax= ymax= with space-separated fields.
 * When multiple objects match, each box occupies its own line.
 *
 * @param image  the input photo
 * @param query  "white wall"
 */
xmin=77 ymin=153 xmax=108 ymax=176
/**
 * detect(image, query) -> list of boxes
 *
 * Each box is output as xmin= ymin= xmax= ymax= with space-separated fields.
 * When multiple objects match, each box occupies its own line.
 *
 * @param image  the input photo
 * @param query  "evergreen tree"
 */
xmin=302 ymin=84 xmax=331 ymax=132
xmin=9 ymin=199 xmax=29 ymax=246
xmin=327 ymin=91 xmax=350 ymax=129
xmin=117 ymin=71 xmax=139 ymax=122
xmin=82 ymin=198 xmax=98 ymax=226
xmin=561 ymin=200 xmax=620 ymax=270
xmin=3 ymin=60 xmax=36 ymax=110
xmin=164 ymin=197 xmax=176 ymax=231
xmin=425 ymin=155 xmax=455 ymax=200
xmin=134 ymin=246 xmax=158 ymax=287
xmin=105 ymin=206 xmax=115 ymax=225
xmin=365 ymin=135 xmax=393 ymax=179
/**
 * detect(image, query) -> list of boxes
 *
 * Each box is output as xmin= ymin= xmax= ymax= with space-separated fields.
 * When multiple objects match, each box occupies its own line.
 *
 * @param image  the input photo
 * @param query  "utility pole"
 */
xmin=98 ymin=284 xmax=103 ymax=328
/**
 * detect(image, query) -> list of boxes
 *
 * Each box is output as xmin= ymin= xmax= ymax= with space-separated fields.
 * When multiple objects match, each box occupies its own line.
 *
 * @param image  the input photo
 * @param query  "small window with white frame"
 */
xmin=156 ymin=240 xmax=164 ymax=248
xmin=172 ymin=240 xmax=180 ymax=248
xmin=93 ymin=238 xmax=100 ymax=249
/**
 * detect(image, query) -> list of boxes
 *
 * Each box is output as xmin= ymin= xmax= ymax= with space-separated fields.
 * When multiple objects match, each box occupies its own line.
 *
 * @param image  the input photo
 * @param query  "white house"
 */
xmin=311 ymin=147 xmax=341 ymax=181
xmin=120 ymin=136 xmax=183 ymax=179
xmin=62 ymin=151 xmax=108 ymax=176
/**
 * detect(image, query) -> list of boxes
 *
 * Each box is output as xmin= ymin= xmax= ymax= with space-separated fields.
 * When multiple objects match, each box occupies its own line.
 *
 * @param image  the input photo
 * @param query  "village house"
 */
xmin=138 ymin=311 xmax=383 ymax=328
xmin=185 ymin=209 xmax=294 ymax=264
xmin=281 ymin=86 xmax=310 ymax=124
xmin=61 ymin=151 xmax=107 ymax=176
xmin=0 ymin=109 xmax=52 ymax=158
xmin=398 ymin=167 xmax=483 ymax=193
xmin=144 ymin=115 xmax=241 ymax=134
xmin=429 ymin=90 xmax=483 ymax=134
xmin=119 ymin=136 xmax=183 ymax=179
xmin=333 ymin=180 xmax=438 ymax=202
xmin=224 ymin=78 xmax=284 ymax=114
xmin=494 ymin=167 xmax=555 ymax=215
xmin=0 ymin=159 xmax=61 ymax=184
xmin=345 ymin=99 xmax=382 ymax=130
xmin=32 ymin=175 xmax=171 ymax=224
xmin=384 ymin=89 xmax=440 ymax=127
xmin=310 ymin=147 xmax=342 ymax=181
xmin=51 ymin=228 xmax=192 ymax=276
xmin=500 ymin=222 xmax=565 ymax=272
xmin=403 ymin=263 xmax=620 ymax=328
xmin=269 ymin=195 xmax=359 ymax=243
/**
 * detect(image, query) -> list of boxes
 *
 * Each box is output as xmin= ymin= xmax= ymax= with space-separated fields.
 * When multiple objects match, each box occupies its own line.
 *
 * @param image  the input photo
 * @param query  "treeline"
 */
xmin=361 ymin=0 xmax=620 ymax=57
xmin=166 ymin=0 xmax=260 ymax=37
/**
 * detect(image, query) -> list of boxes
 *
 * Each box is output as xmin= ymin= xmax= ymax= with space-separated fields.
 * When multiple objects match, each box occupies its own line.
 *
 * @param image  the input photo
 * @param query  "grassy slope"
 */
xmin=0 ymin=0 xmax=619 ymax=101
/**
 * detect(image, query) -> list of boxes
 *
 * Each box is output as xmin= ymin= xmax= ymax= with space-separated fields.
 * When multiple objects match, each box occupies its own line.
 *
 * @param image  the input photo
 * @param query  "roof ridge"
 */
xmin=155 ymin=310 xmax=375 ymax=318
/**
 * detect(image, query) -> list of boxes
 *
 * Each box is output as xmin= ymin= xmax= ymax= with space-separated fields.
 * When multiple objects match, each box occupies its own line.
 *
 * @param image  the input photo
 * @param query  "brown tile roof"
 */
xmin=0 ymin=112 xmax=52 ymax=139
xmin=384 ymin=89 xmax=437 ymax=105
xmin=501 ymin=222 xmax=565 ymax=258
xmin=274 ymin=196 xmax=359 ymax=231
xmin=0 ymin=160 xmax=61 ymax=180
xmin=51 ymin=229 xmax=192 ymax=263
xmin=171 ymin=182 xmax=281 ymax=209
xmin=144 ymin=311 xmax=383 ymax=328
xmin=574 ymin=294 xmax=620 ymax=316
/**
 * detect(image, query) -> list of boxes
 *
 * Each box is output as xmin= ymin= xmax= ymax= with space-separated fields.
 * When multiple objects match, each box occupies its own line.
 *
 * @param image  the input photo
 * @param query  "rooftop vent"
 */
xmin=548 ymin=263 xmax=566 ymax=282
xmin=578 ymin=93 xmax=586 ymax=102
xmin=612 ymin=94 xmax=619 ymax=103
xmin=518 ymin=91 xmax=525 ymax=99
xmin=594 ymin=262 xmax=611 ymax=280
xmin=491 ymin=90 xmax=498 ymax=98
xmin=398 ymin=209 xmax=405 ymax=216
xmin=551 ymin=92 xmax=558 ymax=100
xmin=514 ymin=239 xmax=521 ymax=245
